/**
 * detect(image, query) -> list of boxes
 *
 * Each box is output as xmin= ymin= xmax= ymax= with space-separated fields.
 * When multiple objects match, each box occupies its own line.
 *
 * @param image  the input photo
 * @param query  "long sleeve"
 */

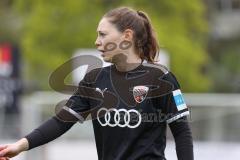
xmin=25 ymin=116 xmax=75 ymax=150
xmin=169 ymin=117 xmax=194 ymax=160
xmin=24 ymin=69 xmax=100 ymax=150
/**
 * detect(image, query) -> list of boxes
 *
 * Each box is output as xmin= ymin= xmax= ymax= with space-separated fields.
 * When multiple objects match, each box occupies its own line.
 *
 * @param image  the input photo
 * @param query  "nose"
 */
xmin=95 ymin=38 xmax=101 ymax=47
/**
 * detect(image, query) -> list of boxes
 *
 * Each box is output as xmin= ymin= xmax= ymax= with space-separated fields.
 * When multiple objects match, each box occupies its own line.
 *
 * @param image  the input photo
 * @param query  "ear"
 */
xmin=123 ymin=29 xmax=134 ymax=41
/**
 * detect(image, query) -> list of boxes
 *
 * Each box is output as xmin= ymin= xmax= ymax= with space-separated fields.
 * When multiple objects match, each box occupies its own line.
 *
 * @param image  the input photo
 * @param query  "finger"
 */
xmin=0 ymin=148 xmax=8 ymax=157
xmin=0 ymin=146 xmax=7 ymax=151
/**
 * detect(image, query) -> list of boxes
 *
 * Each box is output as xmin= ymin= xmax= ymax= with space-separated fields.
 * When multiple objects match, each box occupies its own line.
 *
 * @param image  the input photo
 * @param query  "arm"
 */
xmin=169 ymin=117 xmax=194 ymax=160
xmin=0 ymin=69 xmax=95 ymax=159
xmin=160 ymin=72 xmax=193 ymax=159
xmin=25 ymin=116 xmax=75 ymax=150
xmin=24 ymin=70 xmax=93 ymax=150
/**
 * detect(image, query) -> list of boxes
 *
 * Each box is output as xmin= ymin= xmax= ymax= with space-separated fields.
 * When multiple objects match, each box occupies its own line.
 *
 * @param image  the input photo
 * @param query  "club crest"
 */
xmin=133 ymin=86 xmax=149 ymax=103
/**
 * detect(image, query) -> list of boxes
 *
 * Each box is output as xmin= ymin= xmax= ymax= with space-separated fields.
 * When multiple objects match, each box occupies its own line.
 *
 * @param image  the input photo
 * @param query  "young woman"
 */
xmin=0 ymin=7 xmax=193 ymax=160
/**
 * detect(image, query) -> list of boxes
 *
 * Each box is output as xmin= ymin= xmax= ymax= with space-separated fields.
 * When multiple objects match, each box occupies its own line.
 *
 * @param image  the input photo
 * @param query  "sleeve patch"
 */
xmin=172 ymin=89 xmax=187 ymax=111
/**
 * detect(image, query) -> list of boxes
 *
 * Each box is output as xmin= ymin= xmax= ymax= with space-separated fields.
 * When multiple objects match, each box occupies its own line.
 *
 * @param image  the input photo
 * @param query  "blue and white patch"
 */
xmin=172 ymin=89 xmax=187 ymax=111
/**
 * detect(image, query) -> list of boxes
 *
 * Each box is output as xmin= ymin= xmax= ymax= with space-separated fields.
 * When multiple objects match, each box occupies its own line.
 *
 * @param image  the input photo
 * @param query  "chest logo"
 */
xmin=96 ymin=87 xmax=107 ymax=98
xmin=97 ymin=108 xmax=141 ymax=128
xmin=133 ymin=86 xmax=149 ymax=103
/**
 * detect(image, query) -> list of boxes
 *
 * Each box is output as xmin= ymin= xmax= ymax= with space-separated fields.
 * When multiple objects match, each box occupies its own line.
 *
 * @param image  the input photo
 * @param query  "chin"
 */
xmin=102 ymin=56 xmax=113 ymax=63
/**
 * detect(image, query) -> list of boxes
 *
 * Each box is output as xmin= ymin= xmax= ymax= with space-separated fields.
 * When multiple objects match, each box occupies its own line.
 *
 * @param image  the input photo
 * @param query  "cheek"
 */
xmin=101 ymin=32 xmax=123 ymax=52
xmin=103 ymin=38 xmax=121 ymax=52
xmin=104 ymin=42 xmax=118 ymax=52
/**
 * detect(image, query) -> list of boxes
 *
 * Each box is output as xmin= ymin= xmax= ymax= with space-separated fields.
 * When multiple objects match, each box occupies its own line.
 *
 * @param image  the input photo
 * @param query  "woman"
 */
xmin=0 ymin=7 xmax=193 ymax=160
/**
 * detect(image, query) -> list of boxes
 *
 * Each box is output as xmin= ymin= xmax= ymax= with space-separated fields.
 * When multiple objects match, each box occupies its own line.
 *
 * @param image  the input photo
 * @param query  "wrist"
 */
xmin=16 ymin=138 xmax=29 ymax=152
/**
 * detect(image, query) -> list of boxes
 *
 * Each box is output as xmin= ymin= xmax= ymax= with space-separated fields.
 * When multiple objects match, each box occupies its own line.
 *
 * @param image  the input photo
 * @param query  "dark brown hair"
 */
xmin=103 ymin=7 xmax=159 ymax=63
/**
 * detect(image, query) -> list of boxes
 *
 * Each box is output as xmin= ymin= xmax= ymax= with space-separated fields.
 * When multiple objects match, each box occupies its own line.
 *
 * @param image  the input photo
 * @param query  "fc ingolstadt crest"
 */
xmin=133 ymin=86 xmax=149 ymax=103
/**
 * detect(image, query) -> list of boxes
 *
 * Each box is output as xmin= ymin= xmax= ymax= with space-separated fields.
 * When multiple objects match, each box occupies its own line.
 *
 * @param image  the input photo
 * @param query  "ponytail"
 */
xmin=136 ymin=11 xmax=159 ymax=63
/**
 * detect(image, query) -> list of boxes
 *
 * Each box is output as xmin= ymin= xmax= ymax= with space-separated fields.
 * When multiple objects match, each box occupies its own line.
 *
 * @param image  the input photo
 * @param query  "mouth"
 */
xmin=98 ymin=49 xmax=106 ymax=57
xmin=98 ymin=49 xmax=105 ymax=53
xmin=97 ymin=49 xmax=104 ymax=52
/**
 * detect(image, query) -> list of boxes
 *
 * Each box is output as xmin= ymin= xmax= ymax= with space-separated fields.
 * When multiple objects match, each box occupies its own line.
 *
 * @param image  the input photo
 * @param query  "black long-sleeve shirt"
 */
xmin=25 ymin=64 xmax=193 ymax=160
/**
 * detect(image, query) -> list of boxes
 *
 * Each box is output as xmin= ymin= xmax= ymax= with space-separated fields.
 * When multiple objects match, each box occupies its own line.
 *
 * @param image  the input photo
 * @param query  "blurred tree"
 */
xmin=209 ymin=39 xmax=240 ymax=92
xmin=12 ymin=0 xmax=104 ymax=89
xmin=0 ymin=0 xmax=21 ymax=44
xmin=11 ymin=0 xmax=210 ymax=92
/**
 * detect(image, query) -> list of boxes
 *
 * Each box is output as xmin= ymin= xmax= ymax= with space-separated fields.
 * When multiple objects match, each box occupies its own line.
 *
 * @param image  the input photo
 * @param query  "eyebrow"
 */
xmin=96 ymin=31 xmax=102 ymax=34
xmin=97 ymin=29 xmax=107 ymax=33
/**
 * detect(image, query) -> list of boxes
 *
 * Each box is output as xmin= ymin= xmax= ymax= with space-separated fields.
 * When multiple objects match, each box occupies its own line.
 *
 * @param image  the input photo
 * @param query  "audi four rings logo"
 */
xmin=97 ymin=108 xmax=142 ymax=128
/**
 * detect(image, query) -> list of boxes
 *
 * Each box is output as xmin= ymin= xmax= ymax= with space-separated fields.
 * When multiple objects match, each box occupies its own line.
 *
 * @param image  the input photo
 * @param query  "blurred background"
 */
xmin=0 ymin=0 xmax=240 ymax=159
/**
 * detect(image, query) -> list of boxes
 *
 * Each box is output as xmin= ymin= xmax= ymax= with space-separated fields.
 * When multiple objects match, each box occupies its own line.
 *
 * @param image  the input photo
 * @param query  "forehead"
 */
xmin=97 ymin=18 xmax=118 ymax=32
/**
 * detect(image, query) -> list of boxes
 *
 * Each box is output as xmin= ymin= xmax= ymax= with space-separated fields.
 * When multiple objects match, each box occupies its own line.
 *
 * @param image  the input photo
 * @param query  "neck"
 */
xmin=114 ymin=53 xmax=142 ymax=72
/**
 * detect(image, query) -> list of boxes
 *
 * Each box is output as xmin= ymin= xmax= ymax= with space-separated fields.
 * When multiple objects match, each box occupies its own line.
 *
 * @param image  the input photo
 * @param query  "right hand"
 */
xmin=0 ymin=138 xmax=29 ymax=160
xmin=0 ymin=143 xmax=21 ymax=159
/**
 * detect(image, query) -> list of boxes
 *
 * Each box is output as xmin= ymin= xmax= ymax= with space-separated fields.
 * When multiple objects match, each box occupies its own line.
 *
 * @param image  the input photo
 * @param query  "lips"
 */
xmin=97 ymin=49 xmax=106 ymax=57
xmin=97 ymin=49 xmax=105 ymax=53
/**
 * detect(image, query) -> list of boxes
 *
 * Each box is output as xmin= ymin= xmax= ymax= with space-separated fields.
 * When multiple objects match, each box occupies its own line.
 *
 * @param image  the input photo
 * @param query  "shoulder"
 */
xmin=143 ymin=63 xmax=169 ymax=76
xmin=162 ymin=72 xmax=180 ymax=89
xmin=143 ymin=63 xmax=180 ymax=89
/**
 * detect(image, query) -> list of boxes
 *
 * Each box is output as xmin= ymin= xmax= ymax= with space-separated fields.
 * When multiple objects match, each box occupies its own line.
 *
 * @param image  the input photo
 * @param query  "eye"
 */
xmin=99 ymin=32 xmax=106 ymax=37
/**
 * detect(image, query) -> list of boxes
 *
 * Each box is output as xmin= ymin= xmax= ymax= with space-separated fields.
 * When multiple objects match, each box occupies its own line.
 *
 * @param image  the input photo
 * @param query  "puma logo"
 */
xmin=95 ymin=88 xmax=107 ymax=97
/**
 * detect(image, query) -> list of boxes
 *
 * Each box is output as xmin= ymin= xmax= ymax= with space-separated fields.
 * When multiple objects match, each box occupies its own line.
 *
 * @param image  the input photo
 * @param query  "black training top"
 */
xmin=25 ymin=63 xmax=193 ymax=160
